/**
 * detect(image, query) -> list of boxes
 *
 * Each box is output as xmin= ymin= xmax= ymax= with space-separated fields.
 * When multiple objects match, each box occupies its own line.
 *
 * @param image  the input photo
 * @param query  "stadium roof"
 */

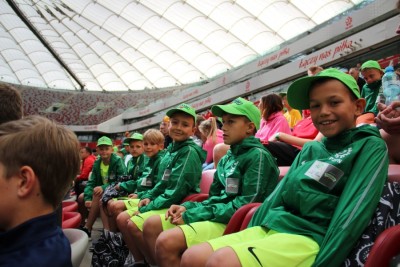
xmin=1 ymin=0 xmax=364 ymax=91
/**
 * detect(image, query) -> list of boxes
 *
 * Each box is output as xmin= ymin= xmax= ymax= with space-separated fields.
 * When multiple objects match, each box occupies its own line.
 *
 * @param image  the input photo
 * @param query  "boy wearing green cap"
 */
xmin=182 ymin=69 xmax=389 ymax=267
xmin=79 ymin=136 xmax=126 ymax=237
xmin=127 ymin=97 xmax=279 ymax=266
xmin=360 ymin=60 xmax=384 ymax=115
xmin=118 ymin=103 xmax=206 ymax=263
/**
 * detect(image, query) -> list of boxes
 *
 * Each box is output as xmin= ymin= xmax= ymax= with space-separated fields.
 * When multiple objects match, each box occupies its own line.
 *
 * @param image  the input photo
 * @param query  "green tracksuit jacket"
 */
xmin=181 ymin=136 xmax=279 ymax=224
xmin=361 ymin=80 xmax=382 ymax=115
xmin=249 ymin=125 xmax=388 ymax=267
xmin=83 ymin=153 xmax=126 ymax=201
xmin=119 ymin=150 xmax=165 ymax=196
xmin=117 ymin=154 xmax=147 ymax=193
xmin=139 ymin=139 xmax=206 ymax=213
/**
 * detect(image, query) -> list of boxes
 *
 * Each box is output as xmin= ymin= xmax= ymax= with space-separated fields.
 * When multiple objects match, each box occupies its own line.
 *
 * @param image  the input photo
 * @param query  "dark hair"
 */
xmin=259 ymin=94 xmax=284 ymax=121
xmin=83 ymin=146 xmax=92 ymax=154
xmin=0 ymin=83 xmax=23 ymax=124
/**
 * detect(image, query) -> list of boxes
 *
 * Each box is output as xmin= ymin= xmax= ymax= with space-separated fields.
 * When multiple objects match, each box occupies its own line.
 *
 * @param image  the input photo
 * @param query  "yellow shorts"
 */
xmin=179 ymin=221 xmax=226 ymax=248
xmin=124 ymin=199 xmax=140 ymax=211
xmin=130 ymin=209 xmax=169 ymax=231
xmin=208 ymin=226 xmax=319 ymax=267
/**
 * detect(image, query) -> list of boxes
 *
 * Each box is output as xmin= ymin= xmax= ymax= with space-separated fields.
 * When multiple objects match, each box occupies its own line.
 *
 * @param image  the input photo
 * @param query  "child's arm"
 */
xmin=83 ymin=171 xmax=97 ymax=201
xmin=139 ymin=146 xmax=202 ymax=213
xmin=314 ymin=140 xmax=388 ymax=267
xmin=182 ymin=149 xmax=279 ymax=224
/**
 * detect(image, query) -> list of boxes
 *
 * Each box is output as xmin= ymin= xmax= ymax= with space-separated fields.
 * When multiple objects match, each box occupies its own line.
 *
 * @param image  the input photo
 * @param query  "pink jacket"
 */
xmin=255 ymin=112 xmax=291 ymax=142
xmin=203 ymin=129 xmax=224 ymax=164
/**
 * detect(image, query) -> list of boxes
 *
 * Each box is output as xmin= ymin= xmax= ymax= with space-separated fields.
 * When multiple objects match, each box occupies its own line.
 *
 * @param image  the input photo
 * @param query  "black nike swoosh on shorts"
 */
xmin=248 ymin=246 xmax=264 ymax=267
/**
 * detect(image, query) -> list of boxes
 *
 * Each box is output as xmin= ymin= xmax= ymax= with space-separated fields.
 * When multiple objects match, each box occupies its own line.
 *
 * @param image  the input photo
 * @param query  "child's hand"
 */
xmin=85 ymin=201 xmax=92 ymax=208
xmin=128 ymin=193 xmax=138 ymax=199
xmin=132 ymin=210 xmax=140 ymax=216
xmin=114 ymin=183 xmax=120 ymax=191
xmin=93 ymin=186 xmax=103 ymax=196
xmin=165 ymin=205 xmax=186 ymax=222
xmin=171 ymin=216 xmax=185 ymax=225
xmin=138 ymin=198 xmax=150 ymax=207
xmin=376 ymin=101 xmax=400 ymax=134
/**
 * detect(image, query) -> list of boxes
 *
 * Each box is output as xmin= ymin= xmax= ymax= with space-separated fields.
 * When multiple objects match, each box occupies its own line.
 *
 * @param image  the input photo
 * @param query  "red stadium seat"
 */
xmin=365 ymin=224 xmax=400 ymax=267
xmin=62 ymin=201 xmax=78 ymax=212
xmin=278 ymin=166 xmax=290 ymax=181
xmin=240 ymin=204 xmax=262 ymax=231
xmin=181 ymin=169 xmax=216 ymax=203
xmin=388 ymin=164 xmax=400 ymax=182
xmin=62 ymin=211 xmax=82 ymax=229
xmin=223 ymin=203 xmax=262 ymax=235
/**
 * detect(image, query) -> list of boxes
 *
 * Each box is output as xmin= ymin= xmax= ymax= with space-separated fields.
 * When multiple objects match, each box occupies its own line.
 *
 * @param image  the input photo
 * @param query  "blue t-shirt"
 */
xmin=0 ymin=212 xmax=72 ymax=267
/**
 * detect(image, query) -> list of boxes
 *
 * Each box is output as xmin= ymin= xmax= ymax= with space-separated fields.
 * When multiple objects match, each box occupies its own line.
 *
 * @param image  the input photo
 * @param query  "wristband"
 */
xmin=275 ymin=132 xmax=280 ymax=141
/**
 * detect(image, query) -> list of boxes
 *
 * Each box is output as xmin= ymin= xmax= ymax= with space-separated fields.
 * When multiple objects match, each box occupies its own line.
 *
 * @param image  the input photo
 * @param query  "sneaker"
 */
xmin=79 ymin=226 xmax=91 ymax=239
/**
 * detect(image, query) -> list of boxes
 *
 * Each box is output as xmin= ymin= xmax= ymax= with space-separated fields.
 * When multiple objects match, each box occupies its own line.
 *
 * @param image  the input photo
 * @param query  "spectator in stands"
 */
xmin=75 ymin=147 xmax=96 ymax=201
xmin=0 ymin=83 xmax=23 ymax=124
xmin=307 ymin=65 xmax=324 ymax=76
xmin=349 ymin=67 xmax=366 ymax=93
xmin=160 ymin=116 xmax=173 ymax=149
xmin=193 ymin=115 xmax=206 ymax=147
xmin=0 ymin=116 xmax=80 ymax=266
xmin=117 ymin=103 xmax=206 ymax=266
xmin=182 ymin=68 xmax=388 ymax=267
xmin=143 ymin=97 xmax=279 ymax=267
xmin=281 ymin=93 xmax=302 ymax=129
xmin=360 ymin=60 xmax=384 ymax=115
xmin=376 ymin=101 xmax=400 ymax=164
xmin=266 ymin=110 xmax=322 ymax=166
xmin=255 ymin=94 xmax=291 ymax=143
xmin=199 ymin=117 xmax=224 ymax=170
xmin=79 ymin=136 xmax=126 ymax=238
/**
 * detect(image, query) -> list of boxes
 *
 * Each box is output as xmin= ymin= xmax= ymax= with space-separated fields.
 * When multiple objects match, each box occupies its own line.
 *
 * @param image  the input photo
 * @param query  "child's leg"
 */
xmin=142 ymin=215 xmax=166 ymax=265
xmin=99 ymin=201 xmax=110 ymax=230
xmin=85 ymin=193 xmax=100 ymax=231
xmin=108 ymin=200 xmax=127 ymax=232
xmin=205 ymin=247 xmax=241 ymax=267
xmin=118 ymin=211 xmax=146 ymax=263
xmin=77 ymin=193 xmax=87 ymax=225
xmin=155 ymin=227 xmax=187 ymax=267
xmin=180 ymin=242 xmax=215 ymax=267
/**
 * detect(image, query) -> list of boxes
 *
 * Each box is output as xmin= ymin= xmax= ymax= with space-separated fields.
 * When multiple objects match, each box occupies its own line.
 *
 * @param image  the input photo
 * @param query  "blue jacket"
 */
xmin=0 ymin=212 xmax=72 ymax=267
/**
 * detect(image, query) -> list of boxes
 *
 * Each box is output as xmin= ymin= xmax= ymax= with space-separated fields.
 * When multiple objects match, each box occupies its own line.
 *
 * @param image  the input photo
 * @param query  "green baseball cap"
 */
xmin=287 ymin=68 xmax=360 ymax=110
xmin=125 ymin=132 xmax=143 ymax=143
xmin=97 ymin=136 xmax=113 ymax=147
xmin=360 ymin=60 xmax=383 ymax=72
xmin=211 ymin=97 xmax=261 ymax=130
xmin=166 ymin=103 xmax=197 ymax=123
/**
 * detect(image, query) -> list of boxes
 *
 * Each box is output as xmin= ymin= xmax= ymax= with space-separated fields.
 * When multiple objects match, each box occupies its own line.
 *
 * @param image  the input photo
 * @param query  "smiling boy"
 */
xmin=181 ymin=68 xmax=389 ymax=267
xmin=118 ymin=103 xmax=206 ymax=266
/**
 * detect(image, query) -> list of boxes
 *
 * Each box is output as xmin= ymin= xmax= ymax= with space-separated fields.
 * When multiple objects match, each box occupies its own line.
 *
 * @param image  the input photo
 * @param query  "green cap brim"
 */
xmin=287 ymin=68 xmax=360 ymax=110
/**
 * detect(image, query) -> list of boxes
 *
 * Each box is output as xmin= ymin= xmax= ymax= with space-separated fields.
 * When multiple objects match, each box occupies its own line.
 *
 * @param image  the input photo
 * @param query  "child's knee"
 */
xmin=116 ymin=212 xmax=129 ymax=229
xmin=143 ymin=215 xmax=162 ymax=235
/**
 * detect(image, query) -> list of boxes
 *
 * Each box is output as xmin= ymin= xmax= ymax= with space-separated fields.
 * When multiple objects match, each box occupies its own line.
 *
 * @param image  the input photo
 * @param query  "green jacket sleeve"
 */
xmin=313 ymin=141 xmax=388 ymax=267
xmin=83 ymin=158 xmax=103 ymax=201
xmin=182 ymin=148 xmax=279 ymax=224
xmin=119 ymin=180 xmax=137 ymax=193
xmin=139 ymin=146 xmax=202 ymax=213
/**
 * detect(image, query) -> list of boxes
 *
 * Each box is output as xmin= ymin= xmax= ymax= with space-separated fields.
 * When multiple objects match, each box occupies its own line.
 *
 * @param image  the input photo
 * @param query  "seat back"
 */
xmin=63 ymin=229 xmax=89 ymax=267
xmin=62 ymin=201 xmax=78 ymax=212
xmin=240 ymin=204 xmax=261 ymax=231
xmin=365 ymin=225 xmax=400 ymax=267
xmin=278 ymin=166 xmax=290 ymax=181
xmin=200 ymin=169 xmax=216 ymax=194
xmin=223 ymin=203 xmax=262 ymax=235
xmin=62 ymin=211 xmax=82 ymax=229
xmin=388 ymin=164 xmax=400 ymax=183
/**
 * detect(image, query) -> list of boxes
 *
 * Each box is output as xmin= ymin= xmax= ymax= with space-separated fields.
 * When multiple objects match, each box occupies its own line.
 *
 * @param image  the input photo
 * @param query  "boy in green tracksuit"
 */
xmin=140 ymin=97 xmax=279 ymax=267
xmin=182 ymin=69 xmax=389 ymax=267
xmin=80 ymin=136 xmax=126 ymax=237
xmin=99 ymin=132 xmax=146 ymax=231
xmin=119 ymin=103 xmax=206 ymax=264
xmin=360 ymin=60 xmax=384 ymax=115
